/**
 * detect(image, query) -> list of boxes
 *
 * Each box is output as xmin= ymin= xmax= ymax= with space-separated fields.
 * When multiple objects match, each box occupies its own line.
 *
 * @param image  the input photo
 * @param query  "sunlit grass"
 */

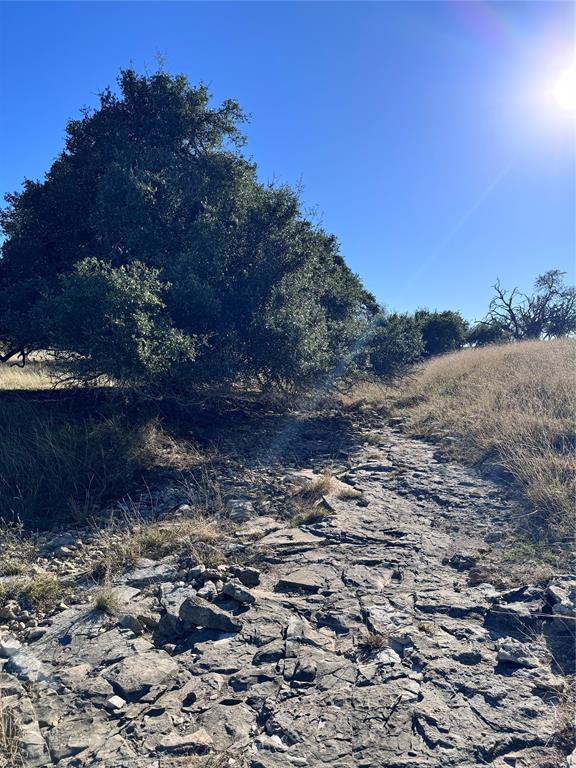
xmin=0 ymin=354 xmax=55 ymax=390
xmin=348 ymin=338 xmax=576 ymax=542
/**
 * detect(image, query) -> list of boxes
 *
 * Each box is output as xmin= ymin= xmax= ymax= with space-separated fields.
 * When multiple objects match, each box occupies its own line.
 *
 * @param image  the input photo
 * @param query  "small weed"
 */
xmin=505 ymin=540 xmax=558 ymax=566
xmin=290 ymin=502 xmax=331 ymax=528
xmin=417 ymin=621 xmax=437 ymax=637
xmin=94 ymin=587 xmax=120 ymax=615
xmin=358 ymin=632 xmax=388 ymax=660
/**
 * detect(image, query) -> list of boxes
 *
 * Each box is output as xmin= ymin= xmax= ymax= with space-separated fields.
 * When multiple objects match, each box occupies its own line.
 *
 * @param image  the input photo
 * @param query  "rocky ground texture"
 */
xmin=1 ymin=412 xmax=574 ymax=768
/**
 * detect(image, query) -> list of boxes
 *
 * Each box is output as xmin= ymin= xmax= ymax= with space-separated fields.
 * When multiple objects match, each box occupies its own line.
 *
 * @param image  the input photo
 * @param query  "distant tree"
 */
xmin=415 ymin=310 xmax=468 ymax=357
xmin=467 ymin=321 xmax=511 ymax=347
xmin=487 ymin=270 xmax=576 ymax=340
xmin=368 ymin=313 xmax=424 ymax=378
xmin=0 ymin=68 xmax=376 ymax=389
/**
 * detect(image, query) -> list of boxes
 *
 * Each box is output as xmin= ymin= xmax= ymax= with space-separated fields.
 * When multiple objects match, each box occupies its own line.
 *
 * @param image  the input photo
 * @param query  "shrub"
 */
xmin=45 ymin=258 xmax=194 ymax=386
xmin=368 ymin=313 xmax=424 ymax=378
xmin=467 ymin=321 xmax=511 ymax=347
xmin=415 ymin=309 xmax=468 ymax=357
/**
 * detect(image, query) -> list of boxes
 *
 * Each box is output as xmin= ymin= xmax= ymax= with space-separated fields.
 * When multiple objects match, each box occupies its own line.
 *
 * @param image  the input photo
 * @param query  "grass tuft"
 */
xmin=0 ymin=574 xmax=63 ymax=613
xmin=357 ymin=631 xmax=388 ymax=660
xmin=0 ymin=690 xmax=23 ymax=768
xmin=94 ymin=587 xmax=120 ymax=615
xmin=91 ymin=513 xmax=226 ymax=581
xmin=296 ymin=471 xmax=362 ymax=501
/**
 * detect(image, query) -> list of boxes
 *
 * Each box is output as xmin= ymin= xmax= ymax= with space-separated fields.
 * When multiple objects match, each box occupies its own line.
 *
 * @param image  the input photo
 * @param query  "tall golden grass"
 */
xmin=382 ymin=339 xmax=575 ymax=541
xmin=0 ymin=354 xmax=54 ymax=390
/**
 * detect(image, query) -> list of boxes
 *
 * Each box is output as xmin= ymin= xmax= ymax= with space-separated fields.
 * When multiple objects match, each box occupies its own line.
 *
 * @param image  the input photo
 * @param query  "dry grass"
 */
xmin=0 ymin=354 xmax=54 ymax=391
xmin=134 ymin=421 xmax=208 ymax=472
xmin=0 ymin=392 xmax=202 ymax=528
xmin=288 ymin=471 xmax=361 ymax=527
xmin=0 ymin=691 xmax=22 ymax=768
xmin=0 ymin=353 xmax=207 ymax=528
xmin=0 ymin=574 xmax=63 ymax=613
xmin=92 ymin=513 xmax=226 ymax=581
xmin=94 ymin=586 xmax=120 ymax=615
xmin=349 ymin=339 xmax=575 ymax=542
xmin=0 ymin=525 xmax=38 ymax=577
xmin=290 ymin=500 xmax=332 ymax=528
xmin=295 ymin=471 xmax=362 ymax=501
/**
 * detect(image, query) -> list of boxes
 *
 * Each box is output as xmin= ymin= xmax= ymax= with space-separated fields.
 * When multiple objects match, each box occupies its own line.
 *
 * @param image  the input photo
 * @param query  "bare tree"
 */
xmin=487 ymin=270 xmax=576 ymax=340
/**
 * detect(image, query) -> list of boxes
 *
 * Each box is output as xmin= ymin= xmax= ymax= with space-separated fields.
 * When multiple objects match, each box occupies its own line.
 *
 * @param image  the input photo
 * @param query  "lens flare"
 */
xmin=553 ymin=67 xmax=576 ymax=113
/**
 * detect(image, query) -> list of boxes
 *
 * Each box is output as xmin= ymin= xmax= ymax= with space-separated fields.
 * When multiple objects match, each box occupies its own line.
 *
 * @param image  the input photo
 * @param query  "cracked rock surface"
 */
xmin=1 ymin=423 xmax=574 ymax=767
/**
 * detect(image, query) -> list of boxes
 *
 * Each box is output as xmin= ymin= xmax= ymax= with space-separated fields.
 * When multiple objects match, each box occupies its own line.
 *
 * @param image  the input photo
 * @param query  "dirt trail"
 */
xmin=1 ymin=421 xmax=574 ymax=767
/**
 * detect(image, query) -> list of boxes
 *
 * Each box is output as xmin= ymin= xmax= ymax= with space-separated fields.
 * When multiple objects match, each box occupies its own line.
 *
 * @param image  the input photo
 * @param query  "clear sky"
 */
xmin=0 ymin=1 xmax=574 ymax=320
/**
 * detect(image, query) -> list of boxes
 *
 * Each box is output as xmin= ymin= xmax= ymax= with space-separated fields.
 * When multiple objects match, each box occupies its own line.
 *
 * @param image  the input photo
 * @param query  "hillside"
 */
xmin=349 ymin=338 xmax=575 ymax=546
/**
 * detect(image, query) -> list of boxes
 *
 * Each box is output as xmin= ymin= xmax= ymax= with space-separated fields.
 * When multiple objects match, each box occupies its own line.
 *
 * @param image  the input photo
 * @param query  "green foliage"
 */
xmin=467 ymin=321 xmax=511 ymax=347
xmin=45 ymin=258 xmax=193 ymax=385
xmin=368 ymin=313 xmax=424 ymax=378
xmin=0 ymin=68 xmax=374 ymax=390
xmin=415 ymin=309 xmax=468 ymax=357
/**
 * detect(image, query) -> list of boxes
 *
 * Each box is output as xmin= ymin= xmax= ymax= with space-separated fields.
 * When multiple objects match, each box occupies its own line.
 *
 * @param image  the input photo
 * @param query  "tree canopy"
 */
xmin=0 ymin=68 xmax=376 ymax=388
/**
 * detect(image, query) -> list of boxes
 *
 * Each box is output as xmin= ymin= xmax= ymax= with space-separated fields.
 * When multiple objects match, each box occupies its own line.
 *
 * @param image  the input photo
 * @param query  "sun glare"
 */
xmin=552 ymin=67 xmax=576 ymax=113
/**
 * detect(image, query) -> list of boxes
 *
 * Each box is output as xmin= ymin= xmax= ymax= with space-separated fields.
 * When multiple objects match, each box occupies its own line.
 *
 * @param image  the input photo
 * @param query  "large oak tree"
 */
xmin=0 ymin=69 xmax=376 ymax=388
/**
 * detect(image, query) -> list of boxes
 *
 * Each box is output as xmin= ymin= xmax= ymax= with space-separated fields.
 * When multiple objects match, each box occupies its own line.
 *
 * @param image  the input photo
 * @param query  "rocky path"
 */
xmin=1 ymin=423 xmax=574 ymax=767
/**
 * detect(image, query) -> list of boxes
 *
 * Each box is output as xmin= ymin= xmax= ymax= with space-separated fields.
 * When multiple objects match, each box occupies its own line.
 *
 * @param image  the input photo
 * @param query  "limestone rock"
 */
xmin=118 ymin=613 xmax=145 ymax=635
xmin=157 ymin=727 xmax=214 ymax=755
xmin=496 ymin=638 xmax=545 ymax=668
xmin=221 ymin=578 xmax=256 ymax=604
xmin=102 ymin=651 xmax=179 ymax=701
xmin=230 ymin=564 xmax=261 ymax=586
xmin=179 ymin=596 xmax=242 ymax=633
xmin=275 ymin=568 xmax=324 ymax=594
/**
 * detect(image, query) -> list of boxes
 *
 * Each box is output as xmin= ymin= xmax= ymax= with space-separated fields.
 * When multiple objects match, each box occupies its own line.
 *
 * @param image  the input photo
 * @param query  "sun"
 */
xmin=552 ymin=67 xmax=576 ymax=113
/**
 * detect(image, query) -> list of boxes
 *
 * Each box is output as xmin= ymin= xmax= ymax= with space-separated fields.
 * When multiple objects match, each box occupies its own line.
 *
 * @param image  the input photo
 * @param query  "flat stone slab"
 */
xmin=275 ymin=568 xmax=325 ymax=594
xmin=257 ymin=528 xmax=325 ymax=548
xmin=157 ymin=727 xmax=214 ymax=755
xmin=124 ymin=559 xmax=178 ymax=588
xmin=102 ymin=651 xmax=179 ymax=701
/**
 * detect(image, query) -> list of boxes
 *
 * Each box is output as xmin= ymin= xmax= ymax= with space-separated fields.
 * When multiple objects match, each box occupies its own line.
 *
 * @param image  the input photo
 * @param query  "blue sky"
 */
xmin=0 ymin=1 xmax=574 ymax=321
